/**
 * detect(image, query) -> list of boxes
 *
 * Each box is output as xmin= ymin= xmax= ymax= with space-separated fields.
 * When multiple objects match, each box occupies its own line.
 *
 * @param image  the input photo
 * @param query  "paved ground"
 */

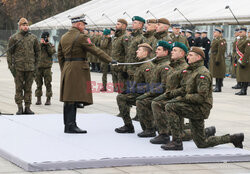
xmin=0 ymin=57 xmax=250 ymax=174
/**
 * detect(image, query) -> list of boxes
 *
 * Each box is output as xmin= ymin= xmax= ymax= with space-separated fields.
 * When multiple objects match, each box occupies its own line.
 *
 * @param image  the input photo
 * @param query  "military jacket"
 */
xmin=152 ymin=31 xmax=172 ymax=50
xmin=37 ymin=42 xmax=56 ymax=68
xmin=187 ymin=36 xmax=195 ymax=47
xmin=7 ymin=30 xmax=40 ymax=71
xmin=144 ymin=30 xmax=156 ymax=47
xmin=236 ymin=36 xmax=250 ymax=82
xmin=170 ymin=33 xmax=190 ymax=49
xmin=100 ymin=36 xmax=112 ymax=56
xmin=209 ymin=36 xmax=227 ymax=78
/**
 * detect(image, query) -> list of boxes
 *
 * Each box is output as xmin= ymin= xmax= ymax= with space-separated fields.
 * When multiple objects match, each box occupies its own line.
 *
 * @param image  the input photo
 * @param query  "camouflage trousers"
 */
xmin=152 ymin=100 xmax=191 ymax=139
xmin=101 ymin=62 xmax=109 ymax=88
xmin=112 ymin=66 xmax=127 ymax=91
xmin=117 ymin=93 xmax=140 ymax=125
xmin=165 ymin=101 xmax=231 ymax=148
xmin=35 ymin=67 xmax=52 ymax=98
xmin=136 ymin=96 xmax=155 ymax=130
xmin=15 ymin=70 xmax=34 ymax=107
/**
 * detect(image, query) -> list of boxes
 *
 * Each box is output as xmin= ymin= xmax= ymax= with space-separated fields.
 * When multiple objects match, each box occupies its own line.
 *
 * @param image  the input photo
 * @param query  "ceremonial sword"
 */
xmin=112 ymin=56 xmax=157 ymax=66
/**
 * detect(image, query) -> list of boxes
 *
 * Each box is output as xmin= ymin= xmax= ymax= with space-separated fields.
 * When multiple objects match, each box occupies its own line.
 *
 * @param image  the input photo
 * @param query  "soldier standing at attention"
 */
xmin=232 ymin=28 xmax=241 ymax=88
xmin=58 ymin=15 xmax=116 ymax=133
xmin=186 ymin=29 xmax=195 ymax=47
xmin=235 ymin=27 xmax=250 ymax=95
xmin=170 ymin=24 xmax=190 ymax=49
xmin=209 ymin=27 xmax=226 ymax=92
xmin=111 ymin=19 xmax=128 ymax=92
xmin=162 ymin=47 xmax=244 ymax=151
xmin=201 ymin=30 xmax=211 ymax=69
xmin=115 ymin=43 xmax=154 ymax=133
xmin=100 ymin=29 xmax=112 ymax=92
xmin=152 ymin=18 xmax=172 ymax=51
xmin=136 ymin=41 xmax=172 ymax=138
xmin=125 ymin=16 xmax=145 ymax=82
xmin=194 ymin=30 xmax=202 ymax=47
xmin=7 ymin=17 xmax=40 ymax=115
xmin=35 ymin=32 xmax=56 ymax=105
xmin=144 ymin=19 xmax=157 ymax=47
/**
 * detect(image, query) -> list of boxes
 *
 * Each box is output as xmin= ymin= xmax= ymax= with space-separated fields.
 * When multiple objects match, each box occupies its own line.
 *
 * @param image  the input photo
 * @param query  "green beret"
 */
xmin=172 ymin=42 xmax=188 ymax=53
xmin=103 ymin=28 xmax=111 ymax=35
xmin=132 ymin=16 xmax=145 ymax=23
xmin=157 ymin=40 xmax=172 ymax=51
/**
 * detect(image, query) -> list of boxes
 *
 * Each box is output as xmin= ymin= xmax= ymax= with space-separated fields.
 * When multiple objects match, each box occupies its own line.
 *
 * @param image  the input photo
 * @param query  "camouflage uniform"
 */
xmin=7 ymin=30 xmax=40 ymax=108
xmin=165 ymin=60 xmax=231 ymax=149
xmin=35 ymin=42 xmax=56 ymax=98
xmin=144 ymin=30 xmax=155 ymax=47
xmin=151 ymin=58 xmax=188 ymax=135
xmin=111 ymin=29 xmax=128 ymax=91
xmin=117 ymin=57 xmax=154 ymax=127
xmin=152 ymin=31 xmax=172 ymax=52
xmin=100 ymin=36 xmax=112 ymax=89
xmin=136 ymin=55 xmax=171 ymax=131
xmin=125 ymin=29 xmax=145 ymax=78
xmin=170 ymin=33 xmax=190 ymax=50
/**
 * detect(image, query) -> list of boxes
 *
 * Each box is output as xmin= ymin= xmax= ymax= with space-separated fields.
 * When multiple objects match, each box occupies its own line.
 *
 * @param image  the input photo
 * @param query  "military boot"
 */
xmin=45 ymin=97 xmax=51 ymax=105
xmin=150 ymin=134 xmax=170 ymax=144
xmin=230 ymin=133 xmax=244 ymax=148
xmin=16 ymin=106 xmax=23 ymax=115
xmin=24 ymin=107 xmax=35 ymax=115
xmin=213 ymin=78 xmax=221 ymax=92
xmin=232 ymin=82 xmax=242 ymax=89
xmin=161 ymin=139 xmax=183 ymax=151
xmin=137 ymin=129 xmax=156 ymax=138
xmin=115 ymin=124 xmax=134 ymax=133
xmin=205 ymin=126 xmax=216 ymax=137
xmin=35 ymin=97 xmax=42 ymax=105
xmin=64 ymin=103 xmax=87 ymax=133
xmin=235 ymin=82 xmax=248 ymax=95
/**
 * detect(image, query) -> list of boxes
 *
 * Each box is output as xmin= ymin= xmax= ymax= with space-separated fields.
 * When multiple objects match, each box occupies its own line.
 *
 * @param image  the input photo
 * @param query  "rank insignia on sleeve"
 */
xmin=165 ymin=67 xmax=169 ymax=70
xmin=87 ymin=38 xmax=92 ymax=44
xmin=145 ymin=68 xmax=150 ymax=72
xmin=200 ymin=75 xmax=205 ymax=79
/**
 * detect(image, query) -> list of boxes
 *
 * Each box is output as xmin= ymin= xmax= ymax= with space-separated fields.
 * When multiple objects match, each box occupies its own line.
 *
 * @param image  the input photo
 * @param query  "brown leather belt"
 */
xmin=65 ymin=58 xmax=87 ymax=61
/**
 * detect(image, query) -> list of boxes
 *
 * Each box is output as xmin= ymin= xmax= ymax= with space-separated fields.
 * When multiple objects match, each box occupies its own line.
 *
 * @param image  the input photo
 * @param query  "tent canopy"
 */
xmin=30 ymin=0 xmax=250 ymax=30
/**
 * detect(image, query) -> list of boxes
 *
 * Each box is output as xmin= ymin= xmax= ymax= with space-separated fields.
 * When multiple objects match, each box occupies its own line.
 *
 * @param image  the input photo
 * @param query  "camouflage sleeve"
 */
xmin=80 ymin=35 xmax=112 ymax=63
xmin=47 ymin=43 xmax=56 ymax=56
xmin=33 ymin=37 xmax=41 ymax=66
xmin=242 ymin=40 xmax=250 ymax=66
xmin=100 ymin=38 xmax=109 ymax=49
xmin=57 ymin=40 xmax=64 ymax=71
xmin=184 ymin=73 xmax=211 ymax=104
xmin=7 ymin=37 xmax=15 ymax=68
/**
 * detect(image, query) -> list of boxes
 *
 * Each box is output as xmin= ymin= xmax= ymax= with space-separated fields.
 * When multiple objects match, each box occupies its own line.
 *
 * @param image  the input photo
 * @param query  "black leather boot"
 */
xmin=115 ymin=124 xmax=134 ymax=133
xmin=235 ymin=82 xmax=248 ymax=95
xmin=137 ymin=129 xmax=156 ymax=138
xmin=213 ymin=78 xmax=222 ymax=92
xmin=232 ymin=82 xmax=242 ymax=89
xmin=76 ymin=103 xmax=84 ymax=108
xmin=24 ymin=107 xmax=35 ymax=114
xmin=230 ymin=133 xmax=244 ymax=148
xmin=45 ymin=97 xmax=51 ymax=105
xmin=16 ymin=106 xmax=23 ymax=115
xmin=36 ymin=97 xmax=42 ymax=105
xmin=64 ymin=103 xmax=87 ymax=133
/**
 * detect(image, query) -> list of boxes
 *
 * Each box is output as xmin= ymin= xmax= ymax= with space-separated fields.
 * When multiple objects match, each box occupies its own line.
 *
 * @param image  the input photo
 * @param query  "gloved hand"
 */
xmin=215 ymin=61 xmax=220 ymax=66
xmin=110 ymin=59 xmax=118 ymax=65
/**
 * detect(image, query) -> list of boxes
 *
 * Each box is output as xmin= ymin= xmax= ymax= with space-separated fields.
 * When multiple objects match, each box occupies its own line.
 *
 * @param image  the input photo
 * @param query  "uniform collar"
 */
xmin=114 ymin=29 xmax=125 ymax=37
xmin=187 ymin=60 xmax=204 ymax=70
xmin=132 ymin=29 xmax=143 ymax=37
xmin=169 ymin=57 xmax=186 ymax=67
xmin=154 ymin=31 xmax=168 ymax=39
xmin=144 ymin=30 xmax=155 ymax=38
xmin=153 ymin=55 xmax=169 ymax=64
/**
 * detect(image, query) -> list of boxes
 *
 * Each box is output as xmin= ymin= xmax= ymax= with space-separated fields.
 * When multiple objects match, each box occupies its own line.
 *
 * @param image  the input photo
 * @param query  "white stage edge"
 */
xmin=0 ymin=114 xmax=250 ymax=172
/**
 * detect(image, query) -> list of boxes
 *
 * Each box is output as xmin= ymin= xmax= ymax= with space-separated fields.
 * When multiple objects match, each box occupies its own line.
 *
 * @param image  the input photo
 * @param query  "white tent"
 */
xmin=30 ymin=0 xmax=250 ymax=30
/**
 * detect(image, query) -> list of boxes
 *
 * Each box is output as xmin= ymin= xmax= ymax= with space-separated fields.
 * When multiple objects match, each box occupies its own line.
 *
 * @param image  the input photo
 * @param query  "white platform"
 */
xmin=0 ymin=113 xmax=250 ymax=172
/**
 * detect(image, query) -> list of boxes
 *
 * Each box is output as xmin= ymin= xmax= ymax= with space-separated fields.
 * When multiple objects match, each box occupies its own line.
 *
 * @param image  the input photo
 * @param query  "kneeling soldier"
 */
xmin=115 ymin=43 xmax=154 ymax=133
xmin=162 ymin=47 xmax=244 ymax=150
